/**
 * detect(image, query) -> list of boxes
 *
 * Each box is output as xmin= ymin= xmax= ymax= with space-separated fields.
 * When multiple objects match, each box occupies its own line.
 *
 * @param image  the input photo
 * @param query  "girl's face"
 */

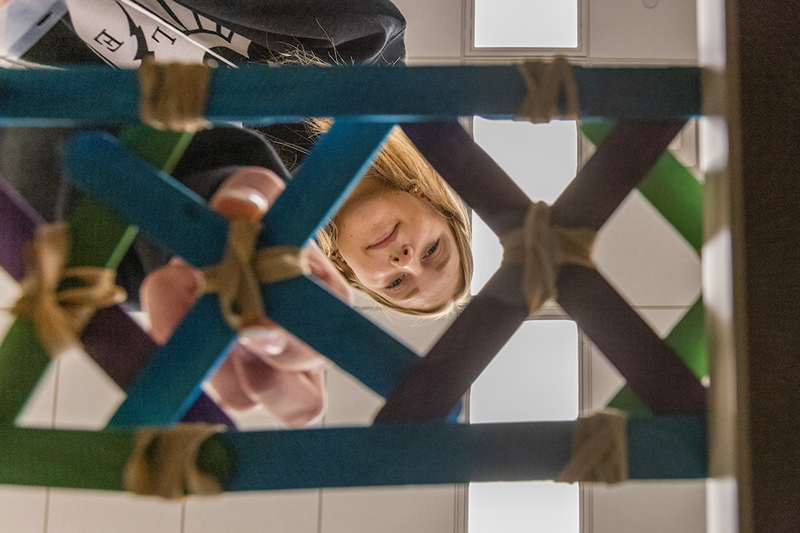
xmin=335 ymin=179 xmax=462 ymax=312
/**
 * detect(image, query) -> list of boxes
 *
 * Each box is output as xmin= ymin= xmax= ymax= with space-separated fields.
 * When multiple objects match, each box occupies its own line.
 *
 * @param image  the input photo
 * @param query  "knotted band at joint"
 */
xmin=201 ymin=220 xmax=309 ymax=331
xmin=515 ymin=57 xmax=580 ymax=124
xmin=11 ymin=223 xmax=126 ymax=356
xmin=124 ymin=423 xmax=226 ymax=499
xmin=500 ymin=202 xmax=596 ymax=315
xmin=138 ymin=55 xmax=212 ymax=132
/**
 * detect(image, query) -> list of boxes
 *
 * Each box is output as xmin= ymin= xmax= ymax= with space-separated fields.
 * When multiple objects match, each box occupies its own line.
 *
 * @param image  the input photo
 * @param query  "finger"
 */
xmin=210 ymin=167 xmax=285 ymax=221
xmin=305 ymin=241 xmax=352 ymax=303
xmin=140 ymin=259 xmax=201 ymax=344
xmin=206 ymin=350 xmax=259 ymax=411
xmin=231 ymin=348 xmax=326 ymax=428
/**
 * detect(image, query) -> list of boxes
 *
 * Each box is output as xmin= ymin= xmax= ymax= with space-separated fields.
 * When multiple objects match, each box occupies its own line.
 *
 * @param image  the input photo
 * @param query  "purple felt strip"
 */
xmin=0 ymin=172 xmax=44 ymax=280
xmin=557 ymin=266 xmax=706 ymax=414
xmin=81 ymin=307 xmax=235 ymax=428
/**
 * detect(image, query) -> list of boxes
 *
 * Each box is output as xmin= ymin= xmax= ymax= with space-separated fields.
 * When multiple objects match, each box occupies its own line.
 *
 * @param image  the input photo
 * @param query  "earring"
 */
xmin=409 ymin=185 xmax=420 ymax=195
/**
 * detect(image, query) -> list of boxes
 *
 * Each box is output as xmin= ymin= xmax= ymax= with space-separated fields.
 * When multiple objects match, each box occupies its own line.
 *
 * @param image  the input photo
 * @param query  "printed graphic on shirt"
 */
xmin=64 ymin=0 xmax=254 ymax=67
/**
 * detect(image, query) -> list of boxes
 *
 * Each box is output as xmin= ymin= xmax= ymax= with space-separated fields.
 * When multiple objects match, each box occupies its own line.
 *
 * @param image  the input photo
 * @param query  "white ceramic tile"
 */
xmin=0 ymin=266 xmax=21 ymax=308
xmin=324 ymin=365 xmax=384 ymax=427
xmin=46 ymin=489 xmax=183 ymax=533
xmin=589 ymin=0 xmax=697 ymax=61
xmin=321 ymin=485 xmax=455 ymax=533
xmin=636 ymin=307 xmax=693 ymax=338
xmin=592 ymin=481 xmax=706 ymax=533
xmin=595 ymin=191 xmax=701 ymax=308
xmin=184 ymin=491 xmax=319 ymax=533
xmin=360 ymin=307 xmax=456 ymax=355
xmin=0 ymin=485 xmax=48 ymax=533
xmin=393 ymin=0 xmax=463 ymax=60
xmin=52 ymin=349 xmax=124 ymax=430
xmin=589 ymin=343 xmax=625 ymax=412
xmin=16 ymin=359 xmax=58 ymax=428
xmin=707 ymin=478 xmax=738 ymax=533
xmin=470 ymin=481 xmax=578 ymax=533
xmin=470 ymin=320 xmax=578 ymax=423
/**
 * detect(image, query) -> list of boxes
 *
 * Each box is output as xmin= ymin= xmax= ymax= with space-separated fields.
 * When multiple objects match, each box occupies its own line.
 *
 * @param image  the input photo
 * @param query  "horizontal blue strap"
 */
xmin=0 ymin=65 xmax=702 ymax=126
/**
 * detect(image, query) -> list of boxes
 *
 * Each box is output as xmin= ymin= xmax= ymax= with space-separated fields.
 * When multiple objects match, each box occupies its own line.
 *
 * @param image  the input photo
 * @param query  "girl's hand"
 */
xmin=140 ymin=167 xmax=350 ymax=428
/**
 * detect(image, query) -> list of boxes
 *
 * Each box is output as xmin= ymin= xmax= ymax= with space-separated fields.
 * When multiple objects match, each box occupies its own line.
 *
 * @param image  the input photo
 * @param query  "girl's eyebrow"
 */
xmin=435 ymin=246 xmax=452 ymax=272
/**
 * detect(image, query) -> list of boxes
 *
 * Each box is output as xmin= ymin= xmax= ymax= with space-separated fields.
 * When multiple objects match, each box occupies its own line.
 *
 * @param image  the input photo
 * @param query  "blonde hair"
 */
xmin=316 ymin=126 xmax=473 ymax=316
xmin=271 ymin=51 xmax=472 ymax=315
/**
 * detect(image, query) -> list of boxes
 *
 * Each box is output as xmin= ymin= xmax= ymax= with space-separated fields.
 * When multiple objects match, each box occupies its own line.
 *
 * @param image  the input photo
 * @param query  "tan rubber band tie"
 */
xmin=138 ymin=55 xmax=212 ymax=132
xmin=515 ymin=56 xmax=580 ymax=123
xmin=124 ymin=423 xmax=226 ymax=500
xmin=11 ymin=223 xmax=126 ymax=356
xmin=499 ymin=202 xmax=596 ymax=315
xmin=201 ymin=220 xmax=308 ymax=331
xmin=555 ymin=410 xmax=629 ymax=484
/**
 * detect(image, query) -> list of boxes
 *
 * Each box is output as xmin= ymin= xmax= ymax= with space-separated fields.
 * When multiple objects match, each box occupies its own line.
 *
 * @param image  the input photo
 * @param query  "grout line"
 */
xmin=42 ymin=488 xmax=51 ymax=533
xmin=316 ymin=489 xmax=324 ymax=533
xmin=43 ymin=358 xmax=61 ymax=533
xmin=50 ymin=359 xmax=61 ymax=428
xmin=317 ymin=368 xmax=327 ymax=533
xmin=180 ymin=499 xmax=187 ymax=533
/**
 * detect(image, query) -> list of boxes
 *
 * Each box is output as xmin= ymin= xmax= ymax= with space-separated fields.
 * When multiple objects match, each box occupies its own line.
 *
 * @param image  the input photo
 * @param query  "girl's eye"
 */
xmin=425 ymin=240 xmax=440 ymax=258
xmin=385 ymin=276 xmax=404 ymax=291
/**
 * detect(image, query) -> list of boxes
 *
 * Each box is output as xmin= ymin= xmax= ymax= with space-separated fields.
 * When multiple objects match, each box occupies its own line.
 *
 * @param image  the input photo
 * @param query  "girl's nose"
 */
xmin=391 ymin=245 xmax=422 ymax=274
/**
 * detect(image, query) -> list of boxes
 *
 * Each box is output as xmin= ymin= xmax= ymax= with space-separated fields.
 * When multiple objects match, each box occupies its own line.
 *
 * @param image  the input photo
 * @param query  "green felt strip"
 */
xmin=580 ymin=121 xmax=704 ymax=252
xmin=607 ymin=298 xmax=707 ymax=414
xmin=0 ymin=125 xmax=193 ymax=427
xmin=665 ymin=299 xmax=707 ymax=379
xmin=606 ymin=384 xmax=652 ymax=416
xmin=0 ymin=319 xmax=52 ymax=426
xmin=0 ymin=425 xmax=229 ymax=492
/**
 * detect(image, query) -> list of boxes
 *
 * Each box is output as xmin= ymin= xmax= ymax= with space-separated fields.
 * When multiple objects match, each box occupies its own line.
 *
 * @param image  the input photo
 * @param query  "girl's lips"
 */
xmin=368 ymin=223 xmax=398 ymax=249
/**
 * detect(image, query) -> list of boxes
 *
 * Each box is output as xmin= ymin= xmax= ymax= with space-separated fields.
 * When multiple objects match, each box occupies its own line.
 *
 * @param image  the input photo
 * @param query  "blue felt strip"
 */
xmin=263 ymin=276 xmax=420 ymax=398
xmin=261 ymin=120 xmax=393 ymax=247
xmin=225 ymin=421 xmax=573 ymax=490
xmin=223 ymin=417 xmax=706 ymax=490
xmin=0 ymin=65 xmax=701 ymax=126
xmin=108 ymin=295 xmax=236 ymax=427
xmin=62 ymin=132 xmax=228 ymax=268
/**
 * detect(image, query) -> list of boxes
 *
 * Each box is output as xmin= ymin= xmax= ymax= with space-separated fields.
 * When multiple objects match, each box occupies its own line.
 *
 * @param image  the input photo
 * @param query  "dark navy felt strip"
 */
xmin=82 ymin=307 xmax=235 ymax=428
xmin=384 ymin=121 xmax=703 ymax=421
xmin=375 ymin=264 xmax=529 ymax=423
xmin=551 ymin=120 xmax=687 ymax=230
xmin=557 ymin=266 xmax=707 ymax=414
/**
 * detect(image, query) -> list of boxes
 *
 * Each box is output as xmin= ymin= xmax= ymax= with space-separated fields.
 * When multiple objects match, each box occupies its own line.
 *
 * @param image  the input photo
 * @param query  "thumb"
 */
xmin=210 ymin=167 xmax=285 ymax=221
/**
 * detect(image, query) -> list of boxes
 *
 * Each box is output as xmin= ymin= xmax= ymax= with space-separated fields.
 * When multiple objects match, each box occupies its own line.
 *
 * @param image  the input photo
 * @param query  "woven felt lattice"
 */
xmin=0 ymin=62 xmax=708 ymax=493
